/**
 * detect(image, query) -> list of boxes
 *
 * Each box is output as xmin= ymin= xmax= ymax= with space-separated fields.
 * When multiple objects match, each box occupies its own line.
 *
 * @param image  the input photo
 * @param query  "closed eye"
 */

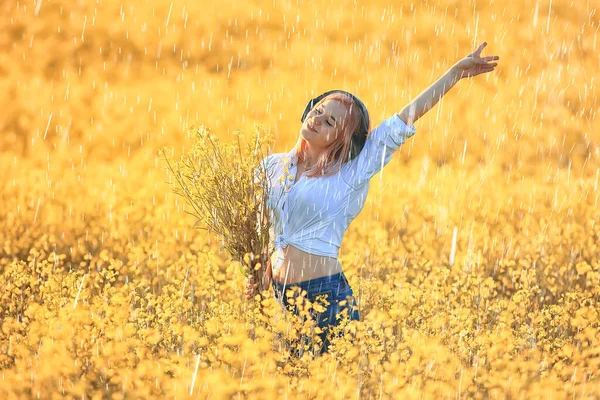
xmin=316 ymin=108 xmax=334 ymax=126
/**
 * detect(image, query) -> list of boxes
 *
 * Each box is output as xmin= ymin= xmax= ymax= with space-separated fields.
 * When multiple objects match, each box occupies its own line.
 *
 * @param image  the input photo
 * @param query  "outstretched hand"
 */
xmin=453 ymin=42 xmax=499 ymax=79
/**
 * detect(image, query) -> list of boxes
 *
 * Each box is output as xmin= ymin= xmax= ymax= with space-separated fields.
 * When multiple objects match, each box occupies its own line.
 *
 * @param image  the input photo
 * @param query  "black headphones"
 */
xmin=300 ymin=90 xmax=370 ymax=161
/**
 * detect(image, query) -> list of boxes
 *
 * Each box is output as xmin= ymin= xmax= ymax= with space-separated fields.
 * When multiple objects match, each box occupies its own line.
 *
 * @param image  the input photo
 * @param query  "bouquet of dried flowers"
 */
xmin=159 ymin=124 xmax=274 ymax=295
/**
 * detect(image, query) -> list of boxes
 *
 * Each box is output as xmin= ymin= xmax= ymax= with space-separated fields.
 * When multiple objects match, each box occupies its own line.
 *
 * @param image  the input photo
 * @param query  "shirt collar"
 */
xmin=281 ymin=147 xmax=299 ymax=191
xmin=286 ymin=147 xmax=298 ymax=167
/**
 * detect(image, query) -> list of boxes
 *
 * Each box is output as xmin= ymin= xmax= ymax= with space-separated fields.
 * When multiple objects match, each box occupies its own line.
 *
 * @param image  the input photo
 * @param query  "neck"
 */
xmin=300 ymin=141 xmax=321 ymax=169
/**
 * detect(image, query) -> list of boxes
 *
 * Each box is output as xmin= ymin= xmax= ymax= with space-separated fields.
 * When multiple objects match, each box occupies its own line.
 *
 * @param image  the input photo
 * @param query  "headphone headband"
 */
xmin=300 ymin=90 xmax=369 ymax=127
xmin=300 ymin=90 xmax=370 ymax=161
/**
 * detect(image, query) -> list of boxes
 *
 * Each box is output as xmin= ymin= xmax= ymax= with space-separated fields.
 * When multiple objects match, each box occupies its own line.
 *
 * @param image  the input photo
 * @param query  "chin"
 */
xmin=299 ymin=127 xmax=313 ymax=140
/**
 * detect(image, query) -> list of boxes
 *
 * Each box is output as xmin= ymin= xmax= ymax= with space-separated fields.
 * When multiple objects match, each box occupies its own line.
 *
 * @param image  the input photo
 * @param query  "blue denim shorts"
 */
xmin=272 ymin=272 xmax=360 ymax=356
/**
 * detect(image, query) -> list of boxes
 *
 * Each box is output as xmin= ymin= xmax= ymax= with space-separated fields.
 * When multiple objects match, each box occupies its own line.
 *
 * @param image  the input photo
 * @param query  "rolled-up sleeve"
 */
xmin=341 ymin=114 xmax=416 ymax=188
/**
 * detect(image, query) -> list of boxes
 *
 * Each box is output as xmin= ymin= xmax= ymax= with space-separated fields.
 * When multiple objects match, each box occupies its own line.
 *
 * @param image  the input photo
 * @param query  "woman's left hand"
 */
xmin=244 ymin=276 xmax=260 ymax=301
xmin=453 ymin=42 xmax=499 ymax=79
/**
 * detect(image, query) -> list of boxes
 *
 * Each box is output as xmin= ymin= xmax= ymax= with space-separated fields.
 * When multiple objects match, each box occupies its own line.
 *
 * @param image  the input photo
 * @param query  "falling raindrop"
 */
xmin=449 ymin=226 xmax=457 ymax=266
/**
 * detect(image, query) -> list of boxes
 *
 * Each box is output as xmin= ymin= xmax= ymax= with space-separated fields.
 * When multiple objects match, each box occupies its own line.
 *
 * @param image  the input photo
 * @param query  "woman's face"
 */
xmin=300 ymin=99 xmax=349 ymax=149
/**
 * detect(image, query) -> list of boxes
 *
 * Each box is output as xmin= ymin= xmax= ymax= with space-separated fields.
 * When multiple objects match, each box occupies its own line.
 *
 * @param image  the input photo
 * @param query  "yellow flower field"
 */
xmin=1 ymin=0 xmax=599 ymax=398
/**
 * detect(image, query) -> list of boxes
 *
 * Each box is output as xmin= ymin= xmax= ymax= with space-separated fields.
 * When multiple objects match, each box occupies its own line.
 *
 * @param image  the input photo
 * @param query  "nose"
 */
xmin=311 ymin=113 xmax=324 ymax=125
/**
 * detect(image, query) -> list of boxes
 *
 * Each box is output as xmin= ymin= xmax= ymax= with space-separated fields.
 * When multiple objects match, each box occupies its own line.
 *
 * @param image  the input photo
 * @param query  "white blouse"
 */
xmin=255 ymin=114 xmax=416 ymax=274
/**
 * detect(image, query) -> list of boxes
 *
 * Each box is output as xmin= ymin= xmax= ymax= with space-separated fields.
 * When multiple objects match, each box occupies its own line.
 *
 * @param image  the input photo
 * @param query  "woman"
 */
xmin=245 ymin=42 xmax=499 ymax=356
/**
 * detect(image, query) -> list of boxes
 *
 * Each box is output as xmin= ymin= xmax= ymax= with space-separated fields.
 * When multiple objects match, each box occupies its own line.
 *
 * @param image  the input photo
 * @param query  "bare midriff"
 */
xmin=271 ymin=244 xmax=343 ymax=285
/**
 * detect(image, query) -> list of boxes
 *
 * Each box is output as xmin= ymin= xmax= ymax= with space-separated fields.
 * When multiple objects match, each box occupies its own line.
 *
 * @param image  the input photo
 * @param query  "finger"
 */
xmin=474 ymin=41 xmax=487 ymax=55
xmin=482 ymin=56 xmax=499 ymax=62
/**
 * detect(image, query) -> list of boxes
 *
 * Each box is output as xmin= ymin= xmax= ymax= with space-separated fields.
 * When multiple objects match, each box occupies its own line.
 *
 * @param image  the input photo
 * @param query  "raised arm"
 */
xmin=397 ymin=42 xmax=499 ymax=126
xmin=341 ymin=42 xmax=499 ymax=188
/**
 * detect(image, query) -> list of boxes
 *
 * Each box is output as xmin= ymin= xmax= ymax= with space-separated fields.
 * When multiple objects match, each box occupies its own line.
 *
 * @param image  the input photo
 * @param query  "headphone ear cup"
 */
xmin=349 ymin=131 xmax=367 ymax=161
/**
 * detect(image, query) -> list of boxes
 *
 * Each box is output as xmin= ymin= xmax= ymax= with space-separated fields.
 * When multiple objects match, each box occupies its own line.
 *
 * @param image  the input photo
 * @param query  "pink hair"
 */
xmin=293 ymin=92 xmax=367 ymax=178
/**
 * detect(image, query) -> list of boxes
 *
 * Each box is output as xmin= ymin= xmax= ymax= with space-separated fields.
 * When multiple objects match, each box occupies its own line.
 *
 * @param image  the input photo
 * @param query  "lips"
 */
xmin=307 ymin=121 xmax=317 ymax=133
